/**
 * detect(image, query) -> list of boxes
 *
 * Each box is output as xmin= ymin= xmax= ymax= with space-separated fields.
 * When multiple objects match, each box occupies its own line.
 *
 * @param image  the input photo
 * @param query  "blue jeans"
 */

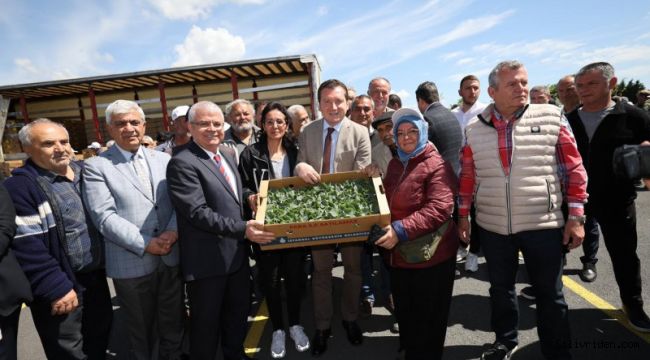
xmin=480 ymin=227 xmax=571 ymax=360
xmin=360 ymin=243 xmax=391 ymax=303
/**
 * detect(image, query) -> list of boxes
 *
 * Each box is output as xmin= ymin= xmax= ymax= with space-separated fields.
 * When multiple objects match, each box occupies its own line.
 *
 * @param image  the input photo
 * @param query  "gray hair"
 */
xmin=105 ymin=99 xmax=145 ymax=125
xmin=350 ymin=95 xmax=375 ymax=111
xmin=530 ymin=85 xmax=550 ymax=96
xmin=18 ymin=118 xmax=69 ymax=146
xmin=367 ymin=77 xmax=392 ymax=92
xmin=488 ymin=60 xmax=525 ymax=88
xmin=224 ymin=99 xmax=255 ymax=118
xmin=575 ymin=62 xmax=615 ymax=82
xmin=287 ymin=104 xmax=308 ymax=120
xmin=188 ymin=101 xmax=224 ymax=123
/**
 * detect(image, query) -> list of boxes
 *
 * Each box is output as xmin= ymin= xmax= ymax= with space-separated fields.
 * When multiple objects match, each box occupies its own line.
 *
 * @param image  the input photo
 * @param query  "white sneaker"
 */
xmin=271 ymin=329 xmax=286 ymax=358
xmin=465 ymin=252 xmax=479 ymax=272
xmin=456 ymin=247 xmax=468 ymax=262
xmin=289 ymin=325 xmax=310 ymax=352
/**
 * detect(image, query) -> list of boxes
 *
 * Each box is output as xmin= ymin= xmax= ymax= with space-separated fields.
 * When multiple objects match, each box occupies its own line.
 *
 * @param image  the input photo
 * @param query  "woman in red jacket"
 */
xmin=373 ymin=108 xmax=459 ymax=360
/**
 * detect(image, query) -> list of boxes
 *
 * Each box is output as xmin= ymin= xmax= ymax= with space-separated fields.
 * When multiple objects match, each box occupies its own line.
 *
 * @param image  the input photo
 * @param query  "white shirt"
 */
xmin=452 ymin=101 xmax=487 ymax=142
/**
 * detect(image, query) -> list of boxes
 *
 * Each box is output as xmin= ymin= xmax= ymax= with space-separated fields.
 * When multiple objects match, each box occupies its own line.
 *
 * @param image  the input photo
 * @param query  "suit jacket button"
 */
xmin=154 ymin=228 xmax=159 ymax=233
xmin=155 ymin=205 xmax=159 ymax=210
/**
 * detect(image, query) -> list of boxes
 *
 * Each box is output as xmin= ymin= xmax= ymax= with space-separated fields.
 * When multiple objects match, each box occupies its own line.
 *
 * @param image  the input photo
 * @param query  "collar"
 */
xmin=322 ymin=118 xmax=344 ymax=132
xmin=115 ymin=143 xmax=143 ymax=160
xmin=492 ymin=104 xmax=528 ymax=123
xmin=36 ymin=161 xmax=80 ymax=183
xmin=195 ymin=143 xmax=223 ymax=160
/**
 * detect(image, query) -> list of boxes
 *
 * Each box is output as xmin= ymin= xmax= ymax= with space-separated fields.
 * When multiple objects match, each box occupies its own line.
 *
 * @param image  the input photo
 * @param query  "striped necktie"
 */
xmin=214 ymin=154 xmax=236 ymax=194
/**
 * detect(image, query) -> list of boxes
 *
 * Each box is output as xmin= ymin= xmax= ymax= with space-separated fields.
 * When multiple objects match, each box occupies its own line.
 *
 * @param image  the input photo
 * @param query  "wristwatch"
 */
xmin=567 ymin=215 xmax=586 ymax=225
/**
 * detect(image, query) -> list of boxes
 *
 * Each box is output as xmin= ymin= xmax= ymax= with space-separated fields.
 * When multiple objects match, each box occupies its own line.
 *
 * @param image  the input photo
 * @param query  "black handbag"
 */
xmin=396 ymin=220 xmax=450 ymax=264
xmin=612 ymin=145 xmax=650 ymax=180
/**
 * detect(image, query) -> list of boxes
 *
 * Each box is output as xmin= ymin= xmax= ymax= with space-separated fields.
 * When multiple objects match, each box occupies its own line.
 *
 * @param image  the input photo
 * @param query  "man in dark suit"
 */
xmin=415 ymin=81 xmax=463 ymax=177
xmin=167 ymin=101 xmax=275 ymax=360
xmin=294 ymin=79 xmax=371 ymax=356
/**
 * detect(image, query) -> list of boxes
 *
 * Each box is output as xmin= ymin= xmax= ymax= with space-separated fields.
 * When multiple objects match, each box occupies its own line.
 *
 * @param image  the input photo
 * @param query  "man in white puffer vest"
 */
xmin=457 ymin=60 xmax=589 ymax=360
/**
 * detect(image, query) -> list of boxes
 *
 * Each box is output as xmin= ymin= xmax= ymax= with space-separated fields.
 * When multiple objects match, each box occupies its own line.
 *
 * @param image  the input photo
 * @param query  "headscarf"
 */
xmin=393 ymin=112 xmax=428 ymax=164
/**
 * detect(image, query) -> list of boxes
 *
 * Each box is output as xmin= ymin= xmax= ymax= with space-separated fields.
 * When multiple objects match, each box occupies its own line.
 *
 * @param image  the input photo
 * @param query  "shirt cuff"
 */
xmin=567 ymin=203 xmax=584 ymax=216
xmin=391 ymin=220 xmax=409 ymax=242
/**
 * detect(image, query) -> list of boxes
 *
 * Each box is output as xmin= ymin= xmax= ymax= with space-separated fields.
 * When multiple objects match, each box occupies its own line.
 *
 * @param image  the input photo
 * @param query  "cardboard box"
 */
xmin=256 ymin=171 xmax=391 ymax=250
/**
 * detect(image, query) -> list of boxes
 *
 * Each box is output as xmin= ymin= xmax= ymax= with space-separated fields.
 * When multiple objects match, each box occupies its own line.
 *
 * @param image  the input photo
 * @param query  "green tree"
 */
xmin=615 ymin=78 xmax=645 ymax=101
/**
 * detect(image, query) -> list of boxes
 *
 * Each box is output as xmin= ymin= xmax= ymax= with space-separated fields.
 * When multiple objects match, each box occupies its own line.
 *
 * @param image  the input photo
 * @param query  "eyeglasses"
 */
xmin=264 ymin=120 xmax=287 ymax=127
xmin=141 ymin=142 xmax=153 ymax=147
xmin=396 ymin=129 xmax=419 ymax=139
xmin=192 ymin=121 xmax=223 ymax=129
xmin=112 ymin=119 xmax=143 ymax=128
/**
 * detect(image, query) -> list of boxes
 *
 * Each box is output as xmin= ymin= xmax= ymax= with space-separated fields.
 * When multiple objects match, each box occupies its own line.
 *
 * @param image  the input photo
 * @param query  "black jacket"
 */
xmin=566 ymin=100 xmax=650 ymax=206
xmin=0 ymin=183 xmax=32 ymax=315
xmin=238 ymin=136 xmax=298 ymax=220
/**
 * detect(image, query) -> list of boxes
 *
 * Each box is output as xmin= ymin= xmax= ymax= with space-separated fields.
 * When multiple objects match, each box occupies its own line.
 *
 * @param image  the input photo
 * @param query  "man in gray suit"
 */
xmin=295 ymin=79 xmax=371 ymax=356
xmin=83 ymin=100 xmax=184 ymax=360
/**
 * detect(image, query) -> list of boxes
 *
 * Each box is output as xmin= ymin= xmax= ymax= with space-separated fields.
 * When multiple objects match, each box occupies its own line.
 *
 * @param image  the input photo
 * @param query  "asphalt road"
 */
xmin=17 ymin=189 xmax=650 ymax=359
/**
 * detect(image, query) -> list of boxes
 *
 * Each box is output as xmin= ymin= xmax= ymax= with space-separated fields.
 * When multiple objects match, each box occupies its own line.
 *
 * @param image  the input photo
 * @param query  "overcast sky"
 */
xmin=1 ymin=0 xmax=649 ymax=108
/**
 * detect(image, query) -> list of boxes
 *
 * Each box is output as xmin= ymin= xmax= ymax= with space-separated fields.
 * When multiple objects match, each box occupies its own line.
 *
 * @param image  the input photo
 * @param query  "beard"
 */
xmin=233 ymin=122 xmax=253 ymax=133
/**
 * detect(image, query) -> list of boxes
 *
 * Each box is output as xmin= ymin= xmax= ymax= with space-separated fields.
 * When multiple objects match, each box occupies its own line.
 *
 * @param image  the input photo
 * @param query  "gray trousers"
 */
xmin=311 ymin=243 xmax=362 ymax=330
xmin=113 ymin=262 xmax=184 ymax=360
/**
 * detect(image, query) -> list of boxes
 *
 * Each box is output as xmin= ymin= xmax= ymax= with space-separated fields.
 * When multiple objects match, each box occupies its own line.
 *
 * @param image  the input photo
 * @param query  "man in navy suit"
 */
xmin=166 ymin=101 xmax=275 ymax=360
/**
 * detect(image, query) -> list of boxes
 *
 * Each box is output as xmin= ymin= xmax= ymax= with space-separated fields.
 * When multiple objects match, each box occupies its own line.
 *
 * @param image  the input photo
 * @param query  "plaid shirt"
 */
xmin=458 ymin=106 xmax=587 ymax=217
xmin=39 ymin=162 xmax=93 ymax=271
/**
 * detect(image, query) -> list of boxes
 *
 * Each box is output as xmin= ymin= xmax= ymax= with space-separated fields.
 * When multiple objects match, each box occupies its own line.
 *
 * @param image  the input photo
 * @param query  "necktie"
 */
xmin=322 ymin=127 xmax=335 ymax=174
xmin=214 ymin=154 xmax=236 ymax=194
xmin=132 ymin=154 xmax=153 ymax=198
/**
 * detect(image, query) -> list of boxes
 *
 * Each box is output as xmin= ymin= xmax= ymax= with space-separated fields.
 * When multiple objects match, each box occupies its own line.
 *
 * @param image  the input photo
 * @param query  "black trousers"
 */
xmin=76 ymin=269 xmax=113 ymax=360
xmin=30 ymin=268 xmax=113 ymax=360
xmin=590 ymin=201 xmax=643 ymax=308
xmin=187 ymin=262 xmax=250 ymax=360
xmin=30 ymin=298 xmax=85 ymax=360
xmin=0 ymin=307 xmax=21 ymax=360
xmin=390 ymin=257 xmax=456 ymax=360
xmin=257 ymin=247 xmax=304 ymax=330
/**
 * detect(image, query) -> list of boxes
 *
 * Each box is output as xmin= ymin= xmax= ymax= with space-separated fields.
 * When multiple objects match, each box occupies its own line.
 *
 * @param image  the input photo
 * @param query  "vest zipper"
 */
xmin=545 ymin=178 xmax=553 ymax=212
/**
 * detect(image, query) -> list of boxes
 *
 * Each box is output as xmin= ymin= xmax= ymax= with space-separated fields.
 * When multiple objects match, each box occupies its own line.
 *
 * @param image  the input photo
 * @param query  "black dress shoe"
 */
xmin=579 ymin=263 xmax=597 ymax=282
xmin=342 ymin=320 xmax=363 ymax=345
xmin=310 ymin=328 xmax=331 ymax=357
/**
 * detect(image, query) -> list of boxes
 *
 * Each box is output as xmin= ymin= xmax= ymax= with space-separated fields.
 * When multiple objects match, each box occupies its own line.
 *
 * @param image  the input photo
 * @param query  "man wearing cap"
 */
xmin=359 ymin=110 xmax=397 ymax=320
xmin=294 ymin=79 xmax=371 ymax=356
xmin=371 ymin=111 xmax=398 ymax=177
xmin=156 ymin=105 xmax=191 ymax=155
xmin=87 ymin=141 xmax=102 ymax=156
xmin=458 ymin=60 xmax=588 ymax=360
xmin=415 ymin=81 xmax=463 ymax=177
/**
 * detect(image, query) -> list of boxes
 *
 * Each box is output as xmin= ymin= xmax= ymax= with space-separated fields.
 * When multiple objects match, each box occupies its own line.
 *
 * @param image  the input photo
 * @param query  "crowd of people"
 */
xmin=0 ymin=59 xmax=649 ymax=360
